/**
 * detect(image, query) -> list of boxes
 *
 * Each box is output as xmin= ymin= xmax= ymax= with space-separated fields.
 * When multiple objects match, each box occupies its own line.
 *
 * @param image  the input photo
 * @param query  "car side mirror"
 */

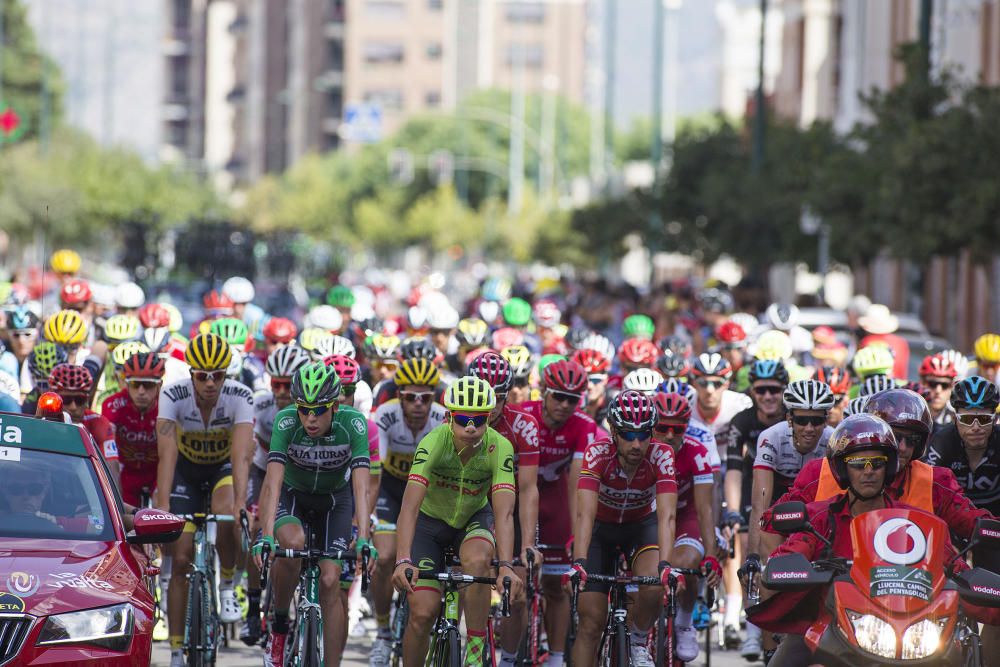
xmin=954 ymin=568 xmax=1000 ymax=608
xmin=763 ymin=553 xmax=834 ymax=590
xmin=127 ymin=508 xmax=185 ymax=544
xmin=770 ymin=501 xmax=811 ymax=535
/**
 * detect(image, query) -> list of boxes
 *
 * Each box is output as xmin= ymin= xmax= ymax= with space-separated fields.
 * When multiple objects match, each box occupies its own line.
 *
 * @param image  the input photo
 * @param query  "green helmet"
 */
xmin=537 ymin=353 xmax=566 ymax=374
xmin=326 ymin=285 xmax=356 ymax=308
xmin=622 ymin=314 xmax=655 ymax=340
xmin=292 ymin=362 xmax=342 ymax=405
xmin=444 ymin=376 xmax=496 ymax=413
xmin=502 ymin=298 xmax=531 ymax=327
xmin=29 ymin=341 xmax=69 ymax=380
xmin=210 ymin=317 xmax=250 ymax=346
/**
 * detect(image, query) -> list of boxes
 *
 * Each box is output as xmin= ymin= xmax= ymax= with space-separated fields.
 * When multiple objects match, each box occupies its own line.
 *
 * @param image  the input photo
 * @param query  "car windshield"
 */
xmin=0 ymin=449 xmax=114 ymax=541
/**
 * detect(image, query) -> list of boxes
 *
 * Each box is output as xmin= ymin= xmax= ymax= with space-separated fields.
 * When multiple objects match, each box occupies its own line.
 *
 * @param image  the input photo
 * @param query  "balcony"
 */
xmin=323 ymin=21 xmax=345 ymax=40
xmin=314 ymin=70 xmax=344 ymax=91
xmin=162 ymin=97 xmax=190 ymax=121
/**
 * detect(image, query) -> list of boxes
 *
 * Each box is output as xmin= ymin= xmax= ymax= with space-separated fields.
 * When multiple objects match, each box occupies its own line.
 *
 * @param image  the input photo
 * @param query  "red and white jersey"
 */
xmin=690 ymin=389 xmax=752 ymax=467
xmin=518 ymin=401 xmax=598 ymax=483
xmin=674 ymin=436 xmax=714 ymax=514
xmin=101 ymin=390 xmax=157 ymax=472
xmin=81 ymin=409 xmax=119 ymax=463
xmin=491 ymin=404 xmax=541 ymax=471
xmin=579 ymin=438 xmax=677 ymax=524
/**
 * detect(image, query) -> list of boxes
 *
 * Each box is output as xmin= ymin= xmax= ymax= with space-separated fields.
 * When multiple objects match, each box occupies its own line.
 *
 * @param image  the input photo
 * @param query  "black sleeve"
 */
xmin=725 ymin=409 xmax=751 ymax=471
xmin=924 ymin=424 xmax=958 ymax=466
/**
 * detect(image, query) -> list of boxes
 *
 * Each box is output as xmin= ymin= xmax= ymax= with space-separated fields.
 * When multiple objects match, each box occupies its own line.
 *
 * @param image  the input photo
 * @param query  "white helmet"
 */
xmin=266 ymin=344 xmax=311 ymax=378
xmin=623 ymin=368 xmax=663 ymax=396
xmin=115 ymin=281 xmax=145 ymax=309
xmin=91 ymin=283 xmax=116 ymax=307
xmin=226 ymin=349 xmax=245 ymax=379
xmin=728 ymin=312 xmax=761 ymax=338
xmin=578 ymin=333 xmax=616 ymax=363
xmin=659 ymin=377 xmax=697 ymax=403
xmin=222 ymin=276 xmax=255 ymax=304
xmin=860 ymin=374 xmax=895 ymax=397
xmin=765 ymin=303 xmax=800 ymax=331
xmin=782 ymin=379 xmax=835 ymax=411
xmin=426 ymin=304 xmax=459 ymax=330
xmin=307 ymin=305 xmax=343 ymax=332
xmin=478 ymin=300 xmax=500 ymax=323
xmin=843 ymin=395 xmax=869 ymax=417
xmin=312 ymin=334 xmax=356 ymax=360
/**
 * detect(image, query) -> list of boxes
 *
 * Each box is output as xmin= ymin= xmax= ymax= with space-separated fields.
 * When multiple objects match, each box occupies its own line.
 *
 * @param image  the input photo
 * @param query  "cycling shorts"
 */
xmin=410 ymin=506 xmax=495 ymax=592
xmin=582 ymin=515 xmax=658 ymax=594
xmin=374 ymin=473 xmax=406 ymax=533
xmin=169 ymin=459 xmax=233 ymax=524
xmin=674 ymin=507 xmax=705 ymax=558
xmin=246 ymin=464 xmax=266 ymax=515
xmin=538 ymin=479 xmax=571 ymax=573
xmin=275 ymin=484 xmax=353 ymax=561
xmin=120 ymin=468 xmax=157 ymax=508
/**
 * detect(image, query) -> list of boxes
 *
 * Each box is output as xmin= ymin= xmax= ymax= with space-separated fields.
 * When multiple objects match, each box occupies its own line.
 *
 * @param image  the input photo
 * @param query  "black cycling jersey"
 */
xmin=925 ymin=424 xmax=1000 ymax=516
xmin=724 ymin=406 xmax=785 ymax=517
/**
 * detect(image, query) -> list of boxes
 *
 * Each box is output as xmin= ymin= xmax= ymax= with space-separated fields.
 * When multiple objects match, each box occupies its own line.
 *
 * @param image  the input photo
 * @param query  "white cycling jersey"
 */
xmin=690 ymin=389 xmax=753 ymax=470
xmin=752 ymin=421 xmax=833 ymax=484
xmin=252 ymin=388 xmax=279 ymax=470
xmin=373 ymin=398 xmax=448 ymax=480
xmin=159 ymin=378 xmax=254 ymax=465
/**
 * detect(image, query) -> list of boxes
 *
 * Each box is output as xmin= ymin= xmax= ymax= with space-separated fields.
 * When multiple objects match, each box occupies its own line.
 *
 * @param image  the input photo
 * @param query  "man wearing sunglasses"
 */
xmin=973 ymin=333 xmax=1000 ymax=385
xmin=918 ymin=353 xmax=957 ymax=429
xmin=156 ymin=334 xmax=255 ymax=667
xmin=48 ymin=363 xmax=120 ymax=484
xmin=688 ymin=353 xmax=752 ymax=474
xmin=2 ymin=305 xmax=40 ymax=398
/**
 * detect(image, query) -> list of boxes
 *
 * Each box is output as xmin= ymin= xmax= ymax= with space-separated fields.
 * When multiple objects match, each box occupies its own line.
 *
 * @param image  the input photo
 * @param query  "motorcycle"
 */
xmin=759 ymin=501 xmax=1000 ymax=666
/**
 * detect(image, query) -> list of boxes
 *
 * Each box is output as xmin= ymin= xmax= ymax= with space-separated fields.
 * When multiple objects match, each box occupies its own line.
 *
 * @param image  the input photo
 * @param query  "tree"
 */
xmin=0 ymin=0 xmax=64 ymax=143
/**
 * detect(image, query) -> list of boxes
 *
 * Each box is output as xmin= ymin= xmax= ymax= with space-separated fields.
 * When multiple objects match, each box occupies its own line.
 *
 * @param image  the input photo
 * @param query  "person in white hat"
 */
xmin=858 ymin=304 xmax=909 ymax=379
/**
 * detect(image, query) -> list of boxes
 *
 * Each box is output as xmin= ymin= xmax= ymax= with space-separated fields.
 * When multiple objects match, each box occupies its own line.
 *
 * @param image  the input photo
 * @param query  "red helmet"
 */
xmin=49 ymin=363 xmax=94 ymax=393
xmin=491 ymin=327 xmax=524 ymax=351
xmin=864 ymin=388 xmax=933 ymax=460
xmin=571 ymin=348 xmax=610 ymax=374
xmin=608 ymin=390 xmax=657 ymax=431
xmin=467 ymin=351 xmax=514 ymax=394
xmin=903 ymin=380 xmax=933 ymax=403
xmin=203 ymin=290 xmax=235 ymax=316
xmin=263 ymin=317 xmax=298 ymax=345
xmin=138 ymin=303 xmax=171 ymax=328
xmin=716 ymin=321 xmax=746 ymax=344
xmin=653 ymin=392 xmax=692 ymax=422
xmin=827 ymin=414 xmax=899 ymax=490
xmin=323 ymin=354 xmax=362 ymax=385
xmin=814 ymin=365 xmax=851 ymax=395
xmin=60 ymin=279 xmax=92 ymax=306
xmin=919 ymin=353 xmax=958 ymax=379
xmin=122 ymin=351 xmax=166 ymax=379
xmin=619 ymin=338 xmax=659 ymax=367
xmin=543 ymin=359 xmax=587 ymax=394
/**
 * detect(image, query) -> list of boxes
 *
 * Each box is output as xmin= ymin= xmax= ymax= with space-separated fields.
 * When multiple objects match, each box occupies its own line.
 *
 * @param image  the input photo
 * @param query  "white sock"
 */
xmin=232 ymin=569 xmax=244 ymax=589
xmin=630 ymin=627 xmax=647 ymax=648
xmin=724 ymin=593 xmax=742 ymax=628
xmin=160 ymin=555 xmax=172 ymax=580
xmin=676 ymin=606 xmax=693 ymax=629
xmin=220 ymin=579 xmax=233 ymax=591
xmin=547 ymin=651 xmax=564 ymax=667
xmin=746 ymin=622 xmax=762 ymax=640
xmin=499 ymin=650 xmax=517 ymax=666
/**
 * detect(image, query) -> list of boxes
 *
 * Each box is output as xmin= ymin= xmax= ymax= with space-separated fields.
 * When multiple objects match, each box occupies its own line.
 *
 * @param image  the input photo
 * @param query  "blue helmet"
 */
xmin=747 ymin=359 xmax=789 ymax=385
xmin=5 ymin=305 xmax=39 ymax=331
xmin=951 ymin=376 xmax=1000 ymax=412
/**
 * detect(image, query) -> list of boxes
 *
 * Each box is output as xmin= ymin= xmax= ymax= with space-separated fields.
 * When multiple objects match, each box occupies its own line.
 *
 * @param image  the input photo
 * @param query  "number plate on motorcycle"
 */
xmin=869 ymin=565 xmax=933 ymax=601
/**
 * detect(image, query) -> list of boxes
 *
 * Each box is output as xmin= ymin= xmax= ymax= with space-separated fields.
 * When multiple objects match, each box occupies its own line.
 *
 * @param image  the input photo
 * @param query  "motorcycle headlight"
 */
xmin=37 ymin=603 xmax=133 ymax=651
xmin=901 ymin=618 xmax=948 ymax=660
xmin=847 ymin=610 xmax=896 ymax=659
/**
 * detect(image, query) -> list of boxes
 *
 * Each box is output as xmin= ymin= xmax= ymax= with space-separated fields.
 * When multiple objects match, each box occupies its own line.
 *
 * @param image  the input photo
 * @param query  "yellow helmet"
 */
xmin=752 ymin=330 xmax=792 ymax=362
xmin=185 ymin=333 xmax=233 ymax=371
xmin=974 ymin=334 xmax=1000 ymax=364
xmin=851 ymin=344 xmax=895 ymax=379
xmin=444 ymin=376 xmax=496 ymax=413
xmin=501 ymin=344 xmax=534 ymax=378
xmin=161 ymin=303 xmax=184 ymax=334
xmin=111 ymin=340 xmax=151 ymax=368
xmin=104 ymin=314 xmax=141 ymax=343
xmin=299 ymin=327 xmax=334 ymax=353
xmin=393 ymin=358 xmax=440 ymax=387
xmin=50 ymin=249 xmax=82 ymax=274
xmin=44 ymin=309 xmax=88 ymax=345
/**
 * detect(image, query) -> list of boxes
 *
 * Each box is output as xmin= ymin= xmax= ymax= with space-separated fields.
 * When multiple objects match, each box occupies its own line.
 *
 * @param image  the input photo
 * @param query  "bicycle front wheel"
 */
xmin=432 ymin=626 xmax=461 ymax=667
xmin=301 ymin=606 xmax=323 ymax=667
xmin=186 ymin=571 xmax=213 ymax=667
xmin=614 ymin=621 xmax=629 ymax=667
xmin=654 ymin=605 xmax=667 ymax=667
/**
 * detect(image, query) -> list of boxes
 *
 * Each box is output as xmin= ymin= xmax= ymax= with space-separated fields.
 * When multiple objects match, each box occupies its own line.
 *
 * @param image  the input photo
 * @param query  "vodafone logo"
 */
xmin=873 ymin=519 xmax=926 ymax=566
xmin=973 ymin=585 xmax=1000 ymax=597
xmin=771 ymin=571 xmax=808 ymax=580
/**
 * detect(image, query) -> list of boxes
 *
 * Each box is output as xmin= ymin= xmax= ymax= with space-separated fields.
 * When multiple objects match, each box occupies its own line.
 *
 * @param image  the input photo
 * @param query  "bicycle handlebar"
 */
xmin=178 ymin=513 xmax=235 ymax=522
xmin=260 ymin=545 xmax=372 ymax=592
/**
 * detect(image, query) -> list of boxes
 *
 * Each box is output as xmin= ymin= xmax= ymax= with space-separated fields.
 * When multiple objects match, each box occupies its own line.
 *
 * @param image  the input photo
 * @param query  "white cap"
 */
xmin=222 ymin=276 xmax=255 ymax=304
xmin=115 ymin=282 xmax=145 ymax=309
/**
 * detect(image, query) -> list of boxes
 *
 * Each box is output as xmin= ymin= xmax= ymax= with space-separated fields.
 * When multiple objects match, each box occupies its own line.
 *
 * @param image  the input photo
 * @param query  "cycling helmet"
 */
xmin=292 ymin=362 xmax=342 ymax=405
xmin=467 ymin=351 xmax=514 ymax=394
xmin=138 ymin=303 xmax=171 ymax=329
xmin=579 ymin=333 xmax=616 ymax=363
xmin=6 ymin=305 xmax=39 ymax=331
xmin=266 ymin=345 xmax=311 ymax=379
xmin=444 ymin=376 xmax=496 ymax=413
xmin=700 ymin=288 xmax=734 ymax=314
xmin=657 ymin=378 xmax=697 ymax=403
xmin=115 ymin=282 xmax=145 ymax=310
xmin=122 ymin=351 xmax=166 ymax=379
xmin=501 ymin=345 xmax=534 ymax=379
xmin=324 ymin=354 xmax=361 ymax=386
xmin=765 ymin=303 xmax=800 ymax=331
xmin=939 ymin=349 xmax=970 ymax=378
xmin=690 ymin=352 xmax=732 ymax=379
xmin=974 ymin=334 xmax=1000 ymax=364
xmin=456 ymin=318 xmax=490 ymax=348
xmin=852 ymin=345 xmax=895 ymax=379
xmin=185 ymin=333 xmax=232 ymax=371
xmin=50 ymin=248 xmax=81 ymax=274
xmin=918 ymin=353 xmax=958 ymax=379
xmin=571 ymin=348 xmax=610 ymax=374
xmin=49 ymin=363 xmax=93 ymax=393
xmin=203 ymin=290 xmax=235 ymax=317
xmin=407 ymin=306 xmax=428 ymax=331
xmin=748 ymin=359 xmax=789 ymax=385
xmin=542 ymin=359 xmax=587 ymax=394
xmin=316 ymin=335 xmax=355 ymax=360
xmin=481 ymin=277 xmax=512 ymax=303
xmin=656 ymin=354 xmax=690 ymax=379
xmin=299 ymin=327 xmax=333 ymax=354
xmin=426 ymin=304 xmax=460 ymax=331
xmin=502 ymin=298 xmax=532 ymax=328
xmin=44 ymin=310 xmax=87 ymax=345
xmin=533 ymin=300 xmax=562 ymax=328
xmin=104 ymin=314 xmax=141 ymax=343
xmin=715 ymin=321 xmax=747 ymax=346
xmin=366 ymin=333 xmax=402 ymax=360
xmin=477 ymin=300 xmax=500 ymax=324
xmin=222 ymin=276 xmax=255 ymax=304
xmin=864 ymin=388 xmax=933 ymax=459
xmin=844 ymin=396 xmax=869 ymax=416
xmin=564 ymin=327 xmax=592 ymax=351
xmin=860 ymin=374 xmax=895 ymax=397
xmin=210 ymin=317 xmax=250 ymax=346
xmin=827 ymin=414 xmax=899 ymax=490
xmin=783 ymin=379 xmax=835 ymax=411
xmin=326 ymin=285 xmax=356 ymax=308
xmin=653 ymin=391 xmax=693 ymax=422
xmin=608 ymin=390 xmax=657 ymax=432
xmin=111 ymin=341 xmax=151 ymax=368
xmin=623 ymin=368 xmax=664 ymax=395
xmin=263 ymin=317 xmax=298 ymax=345
xmin=139 ymin=326 xmax=170 ymax=356
xmin=657 ymin=335 xmax=693 ymax=359
xmin=394 ymin=358 xmax=441 ymax=387
xmin=29 ymin=342 xmax=68 ymax=380
xmin=619 ymin=338 xmax=659 ymax=367
xmin=728 ymin=313 xmax=761 ymax=338
xmin=622 ymin=314 xmax=655 ymax=340
xmin=813 ymin=365 xmax=851 ymax=395
xmin=951 ymin=376 xmax=1000 ymax=412
xmin=751 ymin=330 xmax=793 ymax=361
xmin=537 ymin=354 xmax=565 ymax=374
xmin=60 ymin=279 xmax=92 ymax=306
xmin=491 ymin=327 xmax=525 ymax=351
xmin=308 ymin=305 xmax=344 ymax=333
xmin=161 ymin=303 xmax=184 ymax=333
xmin=399 ymin=337 xmax=438 ymax=362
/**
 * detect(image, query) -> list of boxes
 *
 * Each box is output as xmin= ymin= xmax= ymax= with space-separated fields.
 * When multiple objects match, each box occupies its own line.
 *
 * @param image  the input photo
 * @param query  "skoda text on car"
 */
xmin=0 ymin=411 xmax=183 ymax=666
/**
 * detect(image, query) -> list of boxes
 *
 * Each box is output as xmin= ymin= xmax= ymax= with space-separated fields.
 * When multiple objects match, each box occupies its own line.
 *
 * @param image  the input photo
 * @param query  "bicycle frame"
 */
xmin=182 ymin=512 xmax=234 ymax=665
xmin=575 ymin=573 xmax=660 ymax=666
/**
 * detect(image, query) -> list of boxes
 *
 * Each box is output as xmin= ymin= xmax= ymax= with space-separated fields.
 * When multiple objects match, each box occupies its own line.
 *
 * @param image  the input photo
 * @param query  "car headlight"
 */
xmin=37 ymin=603 xmax=133 ymax=651
xmin=847 ymin=610 xmax=896 ymax=659
xmin=901 ymin=618 xmax=948 ymax=660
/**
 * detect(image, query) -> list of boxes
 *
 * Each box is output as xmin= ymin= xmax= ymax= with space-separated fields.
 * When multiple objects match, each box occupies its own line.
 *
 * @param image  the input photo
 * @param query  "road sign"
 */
xmin=340 ymin=103 xmax=382 ymax=143
xmin=0 ymin=105 xmax=25 ymax=143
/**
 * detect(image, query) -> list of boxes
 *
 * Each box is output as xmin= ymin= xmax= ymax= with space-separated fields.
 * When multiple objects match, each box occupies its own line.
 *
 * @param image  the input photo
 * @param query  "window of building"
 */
xmin=364 ymin=41 xmax=405 ymax=64
xmin=426 ymin=42 xmax=442 ymax=59
xmin=425 ymin=91 xmax=441 ymax=107
xmin=505 ymin=43 xmax=544 ymax=68
xmin=364 ymin=89 xmax=404 ymax=110
xmin=365 ymin=0 xmax=405 ymax=19
xmin=428 ymin=0 xmax=443 ymax=9
xmin=505 ymin=2 xmax=544 ymax=23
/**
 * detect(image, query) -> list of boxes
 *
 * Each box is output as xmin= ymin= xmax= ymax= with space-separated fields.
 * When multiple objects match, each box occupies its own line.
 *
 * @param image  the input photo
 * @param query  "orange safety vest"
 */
xmin=815 ymin=458 xmax=934 ymax=513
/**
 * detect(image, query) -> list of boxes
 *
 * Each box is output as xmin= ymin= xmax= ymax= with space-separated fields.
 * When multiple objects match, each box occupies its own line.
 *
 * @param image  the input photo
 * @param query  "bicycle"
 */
xmin=515 ymin=543 xmax=566 ymax=666
xmin=178 ymin=507 xmax=234 ymax=667
xmin=652 ymin=567 xmax=708 ymax=667
xmin=569 ymin=571 xmax=661 ymax=667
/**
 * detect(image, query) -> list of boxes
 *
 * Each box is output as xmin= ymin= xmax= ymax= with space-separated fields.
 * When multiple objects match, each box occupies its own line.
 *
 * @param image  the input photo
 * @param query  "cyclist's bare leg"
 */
xmin=334 ymin=582 xmax=350 ymax=663
xmin=498 ymin=565 xmax=528 ymax=654
xmin=629 ymin=548 xmax=661 ymax=632
xmin=272 ymin=522 xmax=306 ymax=613
xmin=372 ymin=530 xmax=396 ymax=632
xmin=458 ymin=536 xmax=494 ymax=634
xmin=402 ymin=589 xmax=438 ymax=667
xmin=671 ymin=544 xmax=702 ymax=615
xmin=211 ymin=483 xmax=238 ymax=577
xmin=569 ymin=591 xmax=607 ymax=667
xmin=541 ymin=574 xmax=570 ymax=654
xmin=318 ymin=559 xmax=346 ymax=667
xmin=167 ymin=531 xmax=194 ymax=642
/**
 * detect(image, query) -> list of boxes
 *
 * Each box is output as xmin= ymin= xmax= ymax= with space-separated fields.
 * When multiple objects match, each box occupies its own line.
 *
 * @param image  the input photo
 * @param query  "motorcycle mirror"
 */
xmin=770 ymin=501 xmax=810 ymax=535
xmin=762 ymin=553 xmax=834 ymax=591
xmin=972 ymin=517 xmax=1000 ymax=548
xmin=954 ymin=567 xmax=1000 ymax=609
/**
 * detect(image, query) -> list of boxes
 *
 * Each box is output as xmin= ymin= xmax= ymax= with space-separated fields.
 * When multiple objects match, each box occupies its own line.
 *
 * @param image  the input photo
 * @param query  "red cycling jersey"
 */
xmin=517 ymin=401 xmax=598 ymax=483
xmin=579 ymin=438 xmax=677 ymax=524
xmin=491 ymin=404 xmax=540 ymax=471
xmin=101 ymin=390 xmax=159 ymax=472
xmin=674 ymin=435 xmax=715 ymax=516
xmin=81 ymin=410 xmax=119 ymax=463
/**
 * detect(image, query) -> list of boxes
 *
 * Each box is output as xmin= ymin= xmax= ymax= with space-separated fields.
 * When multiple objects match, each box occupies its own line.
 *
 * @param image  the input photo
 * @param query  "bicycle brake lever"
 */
xmin=501 ymin=576 xmax=511 ymax=617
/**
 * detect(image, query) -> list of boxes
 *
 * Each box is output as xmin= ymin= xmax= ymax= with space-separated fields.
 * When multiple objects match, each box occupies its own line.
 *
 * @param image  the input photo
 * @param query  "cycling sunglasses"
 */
xmin=191 ymin=370 xmax=226 ymax=383
xmin=694 ymin=378 xmax=726 ymax=390
xmin=59 ymin=393 xmax=89 ymax=407
xmin=297 ymin=401 xmax=336 ymax=417
xmin=512 ymin=377 xmax=530 ymax=389
xmin=548 ymin=390 xmax=582 ymax=405
xmin=6 ymin=482 xmax=44 ymax=496
xmin=11 ymin=330 xmax=36 ymax=338
xmin=588 ymin=374 xmax=608 ymax=385
xmin=958 ymin=413 xmax=994 ymax=427
xmin=752 ymin=385 xmax=783 ymax=396
xmin=127 ymin=378 xmax=162 ymax=388
xmin=270 ymin=378 xmax=292 ymax=391
xmin=619 ymin=429 xmax=652 ymax=442
xmin=654 ymin=422 xmax=688 ymax=435
xmin=843 ymin=455 xmax=888 ymax=471
xmin=452 ymin=413 xmax=489 ymax=428
xmin=924 ymin=380 xmax=952 ymax=391
xmin=400 ymin=391 xmax=434 ymax=405
xmin=791 ymin=415 xmax=827 ymax=427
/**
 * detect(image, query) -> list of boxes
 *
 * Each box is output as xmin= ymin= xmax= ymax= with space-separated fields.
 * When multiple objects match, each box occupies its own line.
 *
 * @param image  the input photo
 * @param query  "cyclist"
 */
xmin=500 ymin=344 xmax=534 ymax=404
xmin=255 ymin=362 xmax=374 ymax=667
xmin=259 ymin=317 xmax=298 ymax=361
xmin=814 ymin=365 xmax=852 ymax=426
xmin=21 ymin=342 xmax=68 ymax=414
xmin=426 ymin=302 xmax=460 ymax=360
xmin=2 ymin=305 xmax=39 ymax=397
xmin=364 ymin=333 xmax=402 ymax=385
xmin=688 ymin=353 xmax=752 ymax=471
xmin=221 ymin=276 xmax=255 ymax=321
xmin=568 ymin=391 xmax=678 ymax=667
xmin=156 ymin=333 xmax=254 ymax=667
xmin=48 ymin=363 xmax=120 ymax=483
xmin=371 ymin=337 xmax=442 ymax=408
xmin=59 ymin=279 xmax=93 ymax=323
xmin=919 ymin=353 xmax=957 ymax=427
xmin=714 ymin=320 xmax=748 ymax=384
xmin=449 ymin=318 xmax=490 ymax=374
xmin=44 ymin=309 xmax=90 ymax=364
xmin=974 ymin=333 xmax=1000 ymax=383
xmin=50 ymin=248 xmax=82 ymax=281
xmin=622 ymin=313 xmax=656 ymax=341
xmin=617 ymin=338 xmax=659 ymax=376
xmin=518 ymin=359 xmax=598 ymax=667
xmin=391 ymin=376 xmax=521 ymax=667
xmin=327 ymin=284 xmax=356 ymax=324
xmin=849 ymin=345 xmax=895 ymax=397
xmin=370 ymin=358 xmax=448 ymax=665
xmin=571 ymin=347 xmax=612 ymax=426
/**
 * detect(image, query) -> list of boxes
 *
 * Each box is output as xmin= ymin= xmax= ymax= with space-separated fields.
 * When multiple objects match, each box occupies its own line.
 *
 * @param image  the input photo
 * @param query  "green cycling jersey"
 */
xmin=407 ymin=424 xmax=516 ymax=529
xmin=268 ymin=404 xmax=370 ymax=494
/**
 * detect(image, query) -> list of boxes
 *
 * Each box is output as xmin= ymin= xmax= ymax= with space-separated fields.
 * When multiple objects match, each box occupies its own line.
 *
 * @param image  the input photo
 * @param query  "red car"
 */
xmin=0 ymin=411 xmax=184 ymax=666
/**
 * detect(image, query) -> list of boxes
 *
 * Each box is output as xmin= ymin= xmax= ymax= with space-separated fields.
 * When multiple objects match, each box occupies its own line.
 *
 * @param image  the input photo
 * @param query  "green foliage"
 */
xmin=0 ymin=0 xmax=64 ymax=141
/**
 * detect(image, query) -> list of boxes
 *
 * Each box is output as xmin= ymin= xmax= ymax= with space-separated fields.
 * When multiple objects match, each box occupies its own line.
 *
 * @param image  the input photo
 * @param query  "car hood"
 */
xmin=0 ymin=538 xmax=141 ymax=617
